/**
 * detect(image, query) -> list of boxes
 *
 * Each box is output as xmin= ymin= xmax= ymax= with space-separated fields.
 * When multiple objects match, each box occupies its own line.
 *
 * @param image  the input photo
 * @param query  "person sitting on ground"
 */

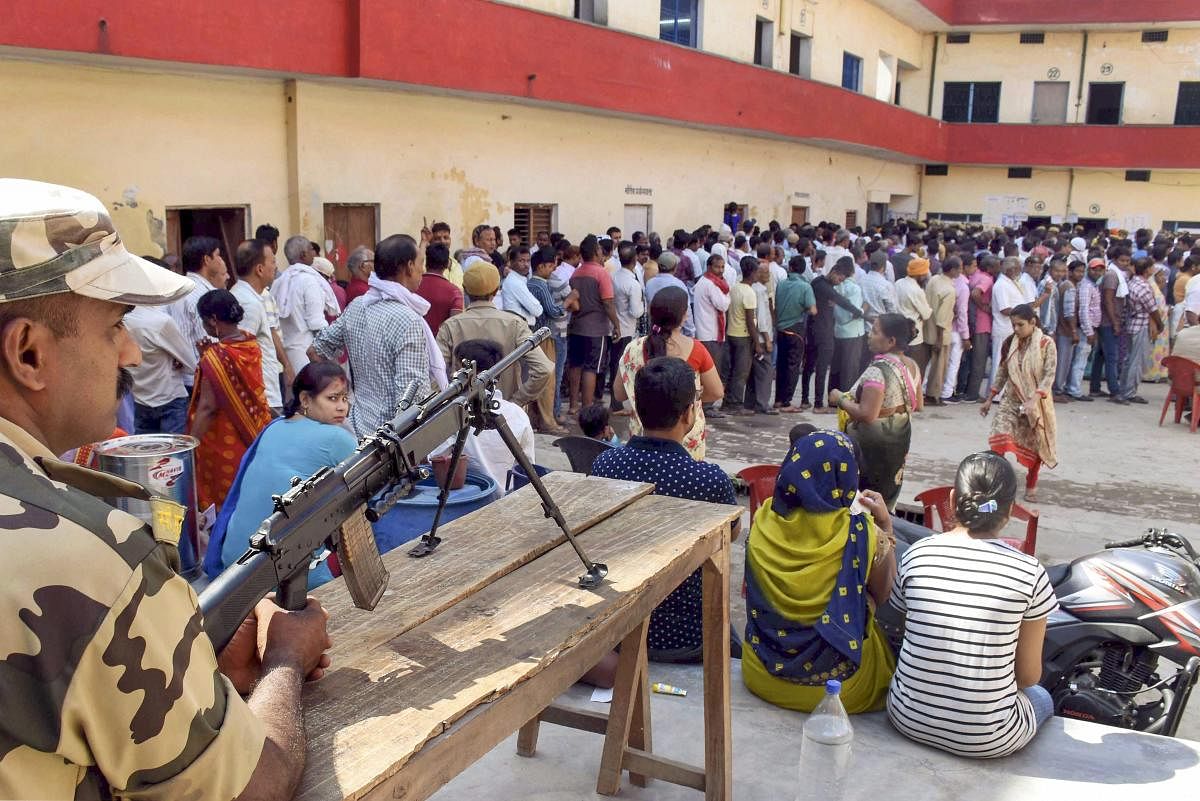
xmin=830 ymin=313 xmax=923 ymax=512
xmin=742 ymin=431 xmax=897 ymax=713
xmin=579 ymin=403 xmax=620 ymax=447
xmin=591 ymin=357 xmax=738 ymax=662
xmin=207 ymin=361 xmax=357 ymax=587
xmin=886 ymin=451 xmax=1057 ymax=759
xmin=439 ymin=338 xmax=535 ymax=490
xmin=613 ymin=286 xmax=723 ymax=460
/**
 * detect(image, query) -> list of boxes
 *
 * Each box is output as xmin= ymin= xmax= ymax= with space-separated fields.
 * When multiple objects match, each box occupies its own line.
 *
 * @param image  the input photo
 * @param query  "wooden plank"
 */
xmin=628 ymin=648 xmax=652 ymax=788
xmin=701 ymin=532 xmax=733 ymax=801
xmin=539 ymin=704 xmax=609 ymax=735
xmin=595 ymin=619 xmax=649 ymax=795
xmin=316 ymin=472 xmax=652 ymax=665
xmin=296 ymin=494 xmax=739 ymax=801
xmin=622 ymin=748 xmax=707 ymax=792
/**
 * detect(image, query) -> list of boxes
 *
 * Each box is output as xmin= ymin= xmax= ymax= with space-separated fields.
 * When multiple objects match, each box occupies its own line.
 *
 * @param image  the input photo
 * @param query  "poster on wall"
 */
xmin=984 ymin=195 xmax=1030 ymax=226
xmin=1104 ymin=214 xmax=1151 ymax=232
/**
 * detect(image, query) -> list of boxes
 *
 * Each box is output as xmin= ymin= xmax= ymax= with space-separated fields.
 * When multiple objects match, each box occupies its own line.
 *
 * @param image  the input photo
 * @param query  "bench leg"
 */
xmin=515 ymin=716 xmax=541 ymax=758
xmin=628 ymin=645 xmax=653 ymax=787
xmin=702 ymin=529 xmax=732 ymax=801
xmin=595 ymin=618 xmax=650 ymax=796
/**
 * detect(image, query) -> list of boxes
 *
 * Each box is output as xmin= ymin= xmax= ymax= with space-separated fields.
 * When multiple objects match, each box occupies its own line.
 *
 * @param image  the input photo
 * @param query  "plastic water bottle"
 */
xmin=797 ymin=679 xmax=854 ymax=799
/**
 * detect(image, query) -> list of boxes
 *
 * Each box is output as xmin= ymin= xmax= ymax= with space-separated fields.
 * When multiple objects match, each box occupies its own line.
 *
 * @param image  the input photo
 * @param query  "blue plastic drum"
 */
xmin=371 ymin=468 xmax=501 ymax=555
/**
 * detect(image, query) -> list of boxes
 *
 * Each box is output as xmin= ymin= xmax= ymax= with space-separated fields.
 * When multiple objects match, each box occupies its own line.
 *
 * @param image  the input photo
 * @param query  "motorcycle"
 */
xmin=1042 ymin=528 xmax=1200 ymax=736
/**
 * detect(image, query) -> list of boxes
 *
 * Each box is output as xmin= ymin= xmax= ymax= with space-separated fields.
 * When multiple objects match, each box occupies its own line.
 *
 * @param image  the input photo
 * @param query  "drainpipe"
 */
xmin=1074 ymin=31 xmax=1089 ymax=124
xmin=926 ymin=33 xmax=939 ymax=117
xmin=1065 ymin=168 xmax=1076 ymax=222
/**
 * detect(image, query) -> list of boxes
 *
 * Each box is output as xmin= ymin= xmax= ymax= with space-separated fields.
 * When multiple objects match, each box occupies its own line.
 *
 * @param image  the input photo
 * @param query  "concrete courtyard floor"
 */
xmin=428 ymin=380 xmax=1200 ymax=799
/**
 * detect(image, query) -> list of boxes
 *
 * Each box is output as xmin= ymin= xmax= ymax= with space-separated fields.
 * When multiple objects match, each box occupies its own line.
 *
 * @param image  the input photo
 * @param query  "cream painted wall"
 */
xmin=918 ymin=166 xmax=1200 ymax=228
xmin=1081 ymin=30 xmax=1200 ymax=124
xmin=806 ymin=0 xmax=925 ymax=98
xmin=931 ymin=29 xmax=1200 ymax=124
xmin=290 ymin=81 xmax=918 ymax=246
xmin=932 ymin=32 xmax=1085 ymax=124
xmin=605 ymin=0 xmax=659 ymax=39
xmin=0 ymin=58 xmax=290 ymax=258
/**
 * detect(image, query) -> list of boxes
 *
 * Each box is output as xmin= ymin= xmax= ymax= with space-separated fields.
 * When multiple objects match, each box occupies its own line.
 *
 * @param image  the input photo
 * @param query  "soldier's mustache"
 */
xmin=117 ymin=368 xmax=133 ymax=399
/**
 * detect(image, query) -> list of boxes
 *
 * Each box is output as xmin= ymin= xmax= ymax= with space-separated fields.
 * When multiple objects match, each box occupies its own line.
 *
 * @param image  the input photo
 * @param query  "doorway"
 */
xmin=323 ymin=203 xmax=379 ymax=283
xmin=165 ymin=206 xmax=247 ymax=279
xmin=790 ymin=206 xmax=809 ymax=226
xmin=867 ymin=203 xmax=889 ymax=227
xmin=623 ymin=204 xmax=652 ymax=239
xmin=1086 ymin=83 xmax=1124 ymax=125
xmin=1031 ymin=81 xmax=1069 ymax=124
xmin=1024 ymin=216 xmax=1053 ymax=229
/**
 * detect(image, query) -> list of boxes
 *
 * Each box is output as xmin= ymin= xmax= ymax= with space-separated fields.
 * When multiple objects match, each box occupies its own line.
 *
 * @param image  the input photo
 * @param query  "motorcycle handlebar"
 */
xmin=1105 ymin=537 xmax=1147 ymax=549
xmin=1105 ymin=530 xmax=1200 ymax=564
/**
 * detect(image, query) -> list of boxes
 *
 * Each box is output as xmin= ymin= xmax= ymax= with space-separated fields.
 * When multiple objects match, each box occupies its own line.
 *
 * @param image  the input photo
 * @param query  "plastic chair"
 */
xmin=1159 ymin=356 xmax=1200 ymax=433
xmin=737 ymin=464 xmax=780 ymax=521
xmin=914 ymin=485 xmax=1039 ymax=556
xmin=552 ymin=436 xmax=613 ymax=474
xmin=506 ymin=463 xmax=552 ymax=493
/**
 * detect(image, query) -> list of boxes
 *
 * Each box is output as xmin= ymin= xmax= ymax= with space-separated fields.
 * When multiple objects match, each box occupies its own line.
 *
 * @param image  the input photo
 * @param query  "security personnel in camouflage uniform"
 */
xmin=0 ymin=179 xmax=331 ymax=800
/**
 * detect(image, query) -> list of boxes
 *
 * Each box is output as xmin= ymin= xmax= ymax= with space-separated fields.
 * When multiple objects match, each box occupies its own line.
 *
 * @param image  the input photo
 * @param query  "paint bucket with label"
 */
xmin=94 ymin=434 xmax=201 ymax=579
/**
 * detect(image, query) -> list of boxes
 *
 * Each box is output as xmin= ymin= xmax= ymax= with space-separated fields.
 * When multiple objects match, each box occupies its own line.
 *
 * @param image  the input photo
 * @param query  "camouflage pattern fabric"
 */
xmin=0 ymin=179 xmax=191 ymax=306
xmin=0 ymin=417 xmax=263 ymax=800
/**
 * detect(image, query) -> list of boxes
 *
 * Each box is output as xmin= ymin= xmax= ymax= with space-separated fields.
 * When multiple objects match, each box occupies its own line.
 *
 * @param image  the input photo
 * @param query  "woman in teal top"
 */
xmin=210 ymin=361 xmax=357 ymax=588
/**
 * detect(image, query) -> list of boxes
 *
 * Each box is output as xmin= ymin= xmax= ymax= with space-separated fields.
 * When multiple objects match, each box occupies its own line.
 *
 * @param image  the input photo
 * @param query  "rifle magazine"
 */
xmin=339 ymin=504 xmax=389 ymax=610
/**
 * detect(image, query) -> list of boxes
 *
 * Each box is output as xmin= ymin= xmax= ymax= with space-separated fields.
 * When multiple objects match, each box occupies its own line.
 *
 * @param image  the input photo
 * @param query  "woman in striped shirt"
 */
xmin=886 ymin=452 xmax=1058 ymax=758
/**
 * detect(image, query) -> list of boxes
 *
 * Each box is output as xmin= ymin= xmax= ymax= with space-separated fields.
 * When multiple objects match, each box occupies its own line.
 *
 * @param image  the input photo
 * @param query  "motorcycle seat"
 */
xmin=1045 ymin=562 xmax=1071 ymax=587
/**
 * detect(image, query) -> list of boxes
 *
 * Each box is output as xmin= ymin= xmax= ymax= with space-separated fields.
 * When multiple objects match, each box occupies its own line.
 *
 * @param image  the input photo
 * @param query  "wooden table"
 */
xmin=297 ymin=472 xmax=740 ymax=801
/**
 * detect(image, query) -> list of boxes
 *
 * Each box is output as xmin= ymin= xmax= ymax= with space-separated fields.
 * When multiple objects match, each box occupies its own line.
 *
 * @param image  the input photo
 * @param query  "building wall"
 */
xmin=0 ymin=59 xmax=290 ymax=258
xmin=932 ymin=28 xmax=1200 ymax=124
xmin=0 ymin=55 xmax=918 ymax=257
xmin=918 ymin=165 xmax=1200 ymax=229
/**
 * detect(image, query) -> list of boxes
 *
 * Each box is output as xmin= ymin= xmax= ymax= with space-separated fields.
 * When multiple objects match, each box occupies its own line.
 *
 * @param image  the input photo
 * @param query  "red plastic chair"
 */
xmin=1159 ymin=356 xmax=1200 ymax=434
xmin=737 ymin=464 xmax=780 ymax=521
xmin=914 ymin=486 xmax=1039 ymax=556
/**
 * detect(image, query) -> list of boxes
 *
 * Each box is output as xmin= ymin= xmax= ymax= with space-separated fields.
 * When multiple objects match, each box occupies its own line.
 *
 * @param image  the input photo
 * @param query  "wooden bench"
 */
xmin=297 ymin=471 xmax=740 ymax=801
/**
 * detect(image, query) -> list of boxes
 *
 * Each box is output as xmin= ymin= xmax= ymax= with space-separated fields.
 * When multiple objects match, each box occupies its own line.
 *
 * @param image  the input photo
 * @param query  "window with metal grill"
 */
xmin=1142 ymin=30 xmax=1169 ymax=43
xmin=1125 ymin=170 xmax=1151 ymax=182
xmin=1175 ymin=82 xmax=1200 ymax=125
xmin=927 ymin=212 xmax=983 ymax=223
xmin=1164 ymin=221 xmax=1200 ymax=232
xmin=924 ymin=164 xmax=950 ymax=176
xmin=845 ymin=210 xmax=858 ymax=229
xmin=942 ymin=82 xmax=1001 ymax=122
xmin=946 ymin=32 xmax=970 ymax=44
xmin=1019 ymin=32 xmax=1045 ymax=44
xmin=513 ymin=204 xmax=556 ymax=246
xmin=659 ymin=0 xmax=698 ymax=47
xmin=1008 ymin=167 xmax=1033 ymax=179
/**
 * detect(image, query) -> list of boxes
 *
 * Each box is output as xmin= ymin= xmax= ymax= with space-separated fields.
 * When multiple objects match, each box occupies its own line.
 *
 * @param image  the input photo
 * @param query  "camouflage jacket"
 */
xmin=0 ymin=418 xmax=264 ymax=800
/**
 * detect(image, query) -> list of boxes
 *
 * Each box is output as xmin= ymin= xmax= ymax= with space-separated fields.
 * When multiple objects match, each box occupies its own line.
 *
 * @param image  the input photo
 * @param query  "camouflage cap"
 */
xmin=0 ymin=179 xmax=192 ymax=306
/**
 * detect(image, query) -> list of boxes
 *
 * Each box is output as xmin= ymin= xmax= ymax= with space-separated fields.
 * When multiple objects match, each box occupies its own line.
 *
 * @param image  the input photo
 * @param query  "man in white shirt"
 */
xmin=990 ymin=257 xmax=1025 ymax=384
xmin=231 ymin=239 xmax=289 ymax=414
xmin=444 ymin=339 xmax=535 ymax=490
xmin=1184 ymin=267 xmax=1200 ymax=327
xmin=125 ymin=305 xmax=196 ymax=434
xmin=693 ymin=253 xmax=733 ymax=416
xmin=500 ymin=246 xmax=544 ymax=327
xmin=167 ymin=235 xmax=228 ymax=389
xmin=272 ymin=235 xmax=338 ymax=374
xmin=820 ymin=229 xmax=852 ymax=277
xmin=607 ymin=243 xmax=646 ymax=409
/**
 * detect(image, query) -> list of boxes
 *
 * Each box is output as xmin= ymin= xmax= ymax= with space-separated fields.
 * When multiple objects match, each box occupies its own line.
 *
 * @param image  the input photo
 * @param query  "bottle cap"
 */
xmin=825 ymin=679 xmax=842 ymax=694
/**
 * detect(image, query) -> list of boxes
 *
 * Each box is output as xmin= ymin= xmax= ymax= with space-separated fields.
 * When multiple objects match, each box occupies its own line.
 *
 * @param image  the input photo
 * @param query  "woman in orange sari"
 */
xmin=188 ymin=289 xmax=273 ymax=512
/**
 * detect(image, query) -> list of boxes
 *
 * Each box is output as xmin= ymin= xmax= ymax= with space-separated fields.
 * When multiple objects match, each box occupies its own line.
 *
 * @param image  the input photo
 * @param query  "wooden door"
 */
xmin=324 ymin=204 xmax=379 ymax=282
xmin=165 ymin=206 xmax=247 ymax=281
xmin=790 ymin=206 xmax=808 ymax=226
xmin=1031 ymin=81 xmax=1069 ymax=124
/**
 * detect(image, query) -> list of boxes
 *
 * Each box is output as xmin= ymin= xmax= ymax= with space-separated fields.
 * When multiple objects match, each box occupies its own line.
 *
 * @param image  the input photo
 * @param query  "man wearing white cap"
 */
xmin=0 ymin=179 xmax=330 ymax=801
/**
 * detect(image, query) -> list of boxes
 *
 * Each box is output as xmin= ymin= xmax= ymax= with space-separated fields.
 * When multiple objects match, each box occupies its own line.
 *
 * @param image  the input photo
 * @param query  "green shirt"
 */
xmin=775 ymin=274 xmax=816 ymax=331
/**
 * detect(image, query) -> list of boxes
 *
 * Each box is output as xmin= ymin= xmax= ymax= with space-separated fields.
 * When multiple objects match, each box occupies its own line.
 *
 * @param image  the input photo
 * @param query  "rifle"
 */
xmin=198 ymin=327 xmax=607 ymax=652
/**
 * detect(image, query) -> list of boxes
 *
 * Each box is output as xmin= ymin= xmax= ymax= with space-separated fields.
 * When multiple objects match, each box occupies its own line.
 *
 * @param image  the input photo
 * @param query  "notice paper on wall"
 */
xmin=1105 ymin=214 xmax=1151 ymax=232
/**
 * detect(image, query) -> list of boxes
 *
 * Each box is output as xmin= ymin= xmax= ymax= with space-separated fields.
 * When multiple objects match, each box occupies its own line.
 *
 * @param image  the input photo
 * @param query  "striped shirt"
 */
xmin=886 ymin=535 xmax=1058 ymax=759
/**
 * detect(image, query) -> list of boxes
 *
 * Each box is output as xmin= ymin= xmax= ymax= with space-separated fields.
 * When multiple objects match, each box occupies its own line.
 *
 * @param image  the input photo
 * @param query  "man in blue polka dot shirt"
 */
xmin=592 ymin=356 xmax=738 ymax=662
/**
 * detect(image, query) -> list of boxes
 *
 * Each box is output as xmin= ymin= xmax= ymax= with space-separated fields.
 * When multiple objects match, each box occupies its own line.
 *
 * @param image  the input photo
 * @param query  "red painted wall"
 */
xmin=2 ymin=0 xmax=1198 ymax=169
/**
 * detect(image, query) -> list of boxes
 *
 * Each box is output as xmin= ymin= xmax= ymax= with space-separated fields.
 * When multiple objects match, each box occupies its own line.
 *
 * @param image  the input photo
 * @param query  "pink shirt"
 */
xmin=968 ymin=270 xmax=994 ymax=335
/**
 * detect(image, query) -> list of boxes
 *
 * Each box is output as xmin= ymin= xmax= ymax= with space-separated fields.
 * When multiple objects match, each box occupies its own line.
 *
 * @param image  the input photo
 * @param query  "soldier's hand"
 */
xmin=257 ymin=596 xmax=333 ymax=681
xmin=217 ymin=607 xmax=264 ymax=695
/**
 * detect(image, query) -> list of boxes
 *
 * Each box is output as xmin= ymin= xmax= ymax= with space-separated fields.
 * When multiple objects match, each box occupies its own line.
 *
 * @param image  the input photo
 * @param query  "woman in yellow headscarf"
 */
xmin=742 ymin=430 xmax=898 ymax=713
